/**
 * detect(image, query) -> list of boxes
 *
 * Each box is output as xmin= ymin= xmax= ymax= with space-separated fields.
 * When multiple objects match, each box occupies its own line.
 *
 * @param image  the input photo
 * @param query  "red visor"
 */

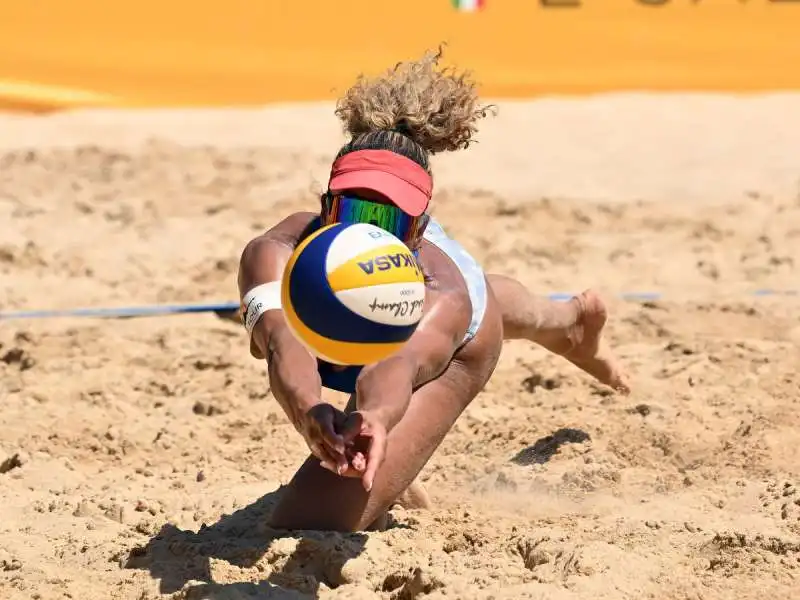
xmin=328 ymin=149 xmax=432 ymax=217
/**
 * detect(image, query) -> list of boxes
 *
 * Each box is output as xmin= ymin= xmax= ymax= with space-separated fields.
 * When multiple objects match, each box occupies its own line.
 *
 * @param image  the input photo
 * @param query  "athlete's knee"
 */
xmin=486 ymin=273 xmax=525 ymax=297
xmin=269 ymin=492 xmax=367 ymax=532
xmin=486 ymin=276 xmax=536 ymax=340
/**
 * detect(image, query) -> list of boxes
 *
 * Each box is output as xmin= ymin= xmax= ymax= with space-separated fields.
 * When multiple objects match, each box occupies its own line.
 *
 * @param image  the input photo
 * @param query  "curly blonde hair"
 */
xmin=334 ymin=46 xmax=495 ymax=163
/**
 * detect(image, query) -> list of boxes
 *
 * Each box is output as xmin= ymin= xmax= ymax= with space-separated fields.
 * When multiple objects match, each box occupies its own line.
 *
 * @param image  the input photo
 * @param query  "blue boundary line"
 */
xmin=548 ymin=289 xmax=799 ymax=302
xmin=0 ymin=303 xmax=239 ymax=321
xmin=0 ymin=290 xmax=796 ymax=321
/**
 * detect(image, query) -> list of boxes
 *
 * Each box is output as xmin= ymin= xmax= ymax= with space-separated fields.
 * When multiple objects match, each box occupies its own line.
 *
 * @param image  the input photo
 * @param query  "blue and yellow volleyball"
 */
xmin=281 ymin=222 xmax=426 ymax=365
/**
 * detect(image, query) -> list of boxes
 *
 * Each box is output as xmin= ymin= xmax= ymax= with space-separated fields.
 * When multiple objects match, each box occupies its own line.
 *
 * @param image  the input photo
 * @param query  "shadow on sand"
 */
xmin=510 ymin=427 xmax=591 ymax=466
xmin=125 ymin=485 xmax=368 ymax=599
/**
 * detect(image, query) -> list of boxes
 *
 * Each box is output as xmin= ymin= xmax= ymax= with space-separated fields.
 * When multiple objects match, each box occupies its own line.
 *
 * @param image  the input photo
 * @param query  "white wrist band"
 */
xmin=242 ymin=281 xmax=282 ymax=336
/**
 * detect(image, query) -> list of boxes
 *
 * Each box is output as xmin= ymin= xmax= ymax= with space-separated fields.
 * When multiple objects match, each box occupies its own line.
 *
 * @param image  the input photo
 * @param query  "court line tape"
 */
xmin=0 ymin=303 xmax=239 ymax=321
xmin=547 ymin=289 xmax=799 ymax=302
xmin=0 ymin=289 xmax=796 ymax=321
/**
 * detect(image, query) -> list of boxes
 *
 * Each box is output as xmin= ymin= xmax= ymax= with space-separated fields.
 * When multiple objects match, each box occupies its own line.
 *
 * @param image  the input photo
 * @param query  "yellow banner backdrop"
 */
xmin=1 ymin=1 xmax=799 ymax=111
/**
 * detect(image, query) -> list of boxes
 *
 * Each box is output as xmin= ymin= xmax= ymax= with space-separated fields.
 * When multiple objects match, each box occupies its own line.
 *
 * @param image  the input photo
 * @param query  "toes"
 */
xmin=396 ymin=481 xmax=433 ymax=510
xmin=615 ymin=382 xmax=631 ymax=395
xmin=611 ymin=373 xmax=631 ymax=395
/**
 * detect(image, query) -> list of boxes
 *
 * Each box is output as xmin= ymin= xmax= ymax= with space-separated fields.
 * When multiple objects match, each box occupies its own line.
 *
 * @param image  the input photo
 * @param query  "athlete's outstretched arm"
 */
xmin=237 ymin=212 xmax=322 ymax=429
xmin=318 ymin=276 xmax=473 ymax=492
xmin=355 ymin=289 xmax=471 ymax=432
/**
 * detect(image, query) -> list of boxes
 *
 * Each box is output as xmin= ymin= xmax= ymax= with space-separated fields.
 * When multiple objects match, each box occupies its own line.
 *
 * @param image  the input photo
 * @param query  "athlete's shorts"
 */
xmin=422 ymin=218 xmax=488 ymax=346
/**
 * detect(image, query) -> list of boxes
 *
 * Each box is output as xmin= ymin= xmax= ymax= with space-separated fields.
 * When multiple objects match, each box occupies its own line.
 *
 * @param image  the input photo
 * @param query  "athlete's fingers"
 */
xmin=308 ymin=440 xmax=325 ymax=459
xmin=316 ymin=408 xmax=346 ymax=455
xmin=322 ymin=441 xmax=349 ymax=474
xmin=349 ymin=451 xmax=367 ymax=473
xmin=319 ymin=460 xmax=337 ymax=474
xmin=362 ymin=432 xmax=387 ymax=492
xmin=331 ymin=448 xmax=365 ymax=478
xmin=340 ymin=412 xmax=364 ymax=444
xmin=317 ymin=416 xmax=349 ymax=474
xmin=337 ymin=466 xmax=363 ymax=478
xmin=331 ymin=407 xmax=350 ymax=432
xmin=309 ymin=440 xmax=340 ymax=471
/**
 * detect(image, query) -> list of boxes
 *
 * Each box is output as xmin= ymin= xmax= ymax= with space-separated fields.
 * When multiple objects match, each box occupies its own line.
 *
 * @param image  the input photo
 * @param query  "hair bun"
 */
xmin=392 ymin=118 xmax=414 ymax=138
xmin=334 ymin=46 xmax=496 ymax=155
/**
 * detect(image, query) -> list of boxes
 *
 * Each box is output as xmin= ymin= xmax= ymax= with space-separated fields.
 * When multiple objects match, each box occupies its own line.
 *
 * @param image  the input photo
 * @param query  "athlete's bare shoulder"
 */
xmin=261 ymin=212 xmax=318 ymax=247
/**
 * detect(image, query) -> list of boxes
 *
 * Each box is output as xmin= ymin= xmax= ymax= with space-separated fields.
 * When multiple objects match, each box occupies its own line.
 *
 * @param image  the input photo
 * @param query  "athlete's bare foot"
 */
xmin=561 ymin=290 xmax=630 ymax=394
xmin=367 ymin=481 xmax=432 ymax=531
xmin=393 ymin=480 xmax=432 ymax=510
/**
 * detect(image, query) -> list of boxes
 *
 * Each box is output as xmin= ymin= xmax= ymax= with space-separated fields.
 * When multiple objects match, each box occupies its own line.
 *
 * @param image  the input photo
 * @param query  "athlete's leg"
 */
xmin=269 ymin=291 xmax=503 ymax=532
xmin=487 ymin=274 xmax=629 ymax=393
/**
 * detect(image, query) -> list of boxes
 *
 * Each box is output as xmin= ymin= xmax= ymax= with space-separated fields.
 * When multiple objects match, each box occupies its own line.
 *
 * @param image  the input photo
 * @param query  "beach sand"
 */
xmin=1 ymin=95 xmax=799 ymax=599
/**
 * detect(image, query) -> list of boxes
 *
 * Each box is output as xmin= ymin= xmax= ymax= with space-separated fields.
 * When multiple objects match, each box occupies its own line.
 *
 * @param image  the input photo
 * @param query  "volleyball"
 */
xmin=281 ymin=222 xmax=426 ymax=365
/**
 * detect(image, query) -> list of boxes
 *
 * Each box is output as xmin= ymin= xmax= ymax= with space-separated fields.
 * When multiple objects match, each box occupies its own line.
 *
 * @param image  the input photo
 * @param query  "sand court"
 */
xmin=1 ymin=94 xmax=799 ymax=599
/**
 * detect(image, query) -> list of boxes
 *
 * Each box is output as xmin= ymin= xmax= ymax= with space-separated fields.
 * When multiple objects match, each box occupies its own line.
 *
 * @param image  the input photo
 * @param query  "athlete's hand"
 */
xmin=299 ymin=403 xmax=360 ymax=475
xmin=334 ymin=410 xmax=389 ymax=492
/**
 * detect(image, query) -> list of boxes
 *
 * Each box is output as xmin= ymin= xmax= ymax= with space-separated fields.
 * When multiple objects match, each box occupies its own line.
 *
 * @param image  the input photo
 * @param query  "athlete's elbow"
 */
xmin=238 ymin=235 xmax=293 ymax=297
xmin=239 ymin=234 xmax=276 ymax=272
xmin=238 ymin=235 xmax=266 ymax=286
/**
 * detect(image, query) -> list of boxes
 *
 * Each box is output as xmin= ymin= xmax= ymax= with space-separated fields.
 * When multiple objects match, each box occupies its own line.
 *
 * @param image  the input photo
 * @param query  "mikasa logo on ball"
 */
xmin=357 ymin=252 xmax=419 ymax=276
